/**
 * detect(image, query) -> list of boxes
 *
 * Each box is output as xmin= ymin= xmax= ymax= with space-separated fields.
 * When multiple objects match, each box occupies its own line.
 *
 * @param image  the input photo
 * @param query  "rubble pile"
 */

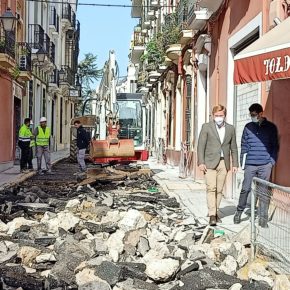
xmin=0 ymin=162 xmax=276 ymax=289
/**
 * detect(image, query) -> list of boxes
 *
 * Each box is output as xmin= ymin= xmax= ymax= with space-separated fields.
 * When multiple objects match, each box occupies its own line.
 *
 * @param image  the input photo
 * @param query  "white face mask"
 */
xmin=214 ymin=117 xmax=224 ymax=126
xmin=251 ymin=116 xmax=259 ymax=123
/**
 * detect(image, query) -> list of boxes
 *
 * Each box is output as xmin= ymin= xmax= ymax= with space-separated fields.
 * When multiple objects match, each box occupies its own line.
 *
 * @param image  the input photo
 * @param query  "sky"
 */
xmin=77 ymin=1 xmax=138 ymax=85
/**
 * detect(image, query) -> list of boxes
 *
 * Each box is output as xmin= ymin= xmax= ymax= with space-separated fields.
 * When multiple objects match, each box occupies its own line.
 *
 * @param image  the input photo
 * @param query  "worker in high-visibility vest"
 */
xmin=34 ymin=117 xmax=52 ymax=174
xmin=18 ymin=118 xmax=34 ymax=173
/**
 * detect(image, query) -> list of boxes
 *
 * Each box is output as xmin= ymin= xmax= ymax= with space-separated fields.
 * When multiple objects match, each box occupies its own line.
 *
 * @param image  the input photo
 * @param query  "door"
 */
xmin=14 ymin=97 xmax=22 ymax=164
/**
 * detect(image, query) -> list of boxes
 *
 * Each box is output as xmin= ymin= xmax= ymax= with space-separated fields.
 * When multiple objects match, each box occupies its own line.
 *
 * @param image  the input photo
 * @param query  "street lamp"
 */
xmin=36 ymin=47 xmax=46 ymax=63
xmin=0 ymin=8 xmax=16 ymax=32
xmin=59 ymin=68 xmax=66 ymax=82
xmin=75 ymin=75 xmax=82 ymax=97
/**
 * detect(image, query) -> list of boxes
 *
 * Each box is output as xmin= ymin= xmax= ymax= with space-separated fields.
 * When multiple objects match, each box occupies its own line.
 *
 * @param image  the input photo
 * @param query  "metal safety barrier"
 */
xmin=251 ymin=177 xmax=290 ymax=273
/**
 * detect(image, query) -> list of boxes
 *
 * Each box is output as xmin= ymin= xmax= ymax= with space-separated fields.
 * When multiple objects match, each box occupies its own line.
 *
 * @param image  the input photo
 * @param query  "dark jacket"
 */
xmin=77 ymin=126 xmax=90 ymax=150
xmin=197 ymin=121 xmax=239 ymax=171
xmin=240 ymin=118 xmax=279 ymax=166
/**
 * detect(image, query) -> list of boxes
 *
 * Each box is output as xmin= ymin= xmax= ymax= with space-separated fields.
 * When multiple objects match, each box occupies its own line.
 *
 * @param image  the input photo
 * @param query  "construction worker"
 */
xmin=35 ymin=117 xmax=52 ymax=174
xmin=18 ymin=118 xmax=34 ymax=173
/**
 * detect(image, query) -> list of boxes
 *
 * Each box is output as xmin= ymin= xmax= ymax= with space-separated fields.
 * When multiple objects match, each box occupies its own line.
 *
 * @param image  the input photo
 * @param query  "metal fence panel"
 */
xmin=251 ymin=177 xmax=290 ymax=273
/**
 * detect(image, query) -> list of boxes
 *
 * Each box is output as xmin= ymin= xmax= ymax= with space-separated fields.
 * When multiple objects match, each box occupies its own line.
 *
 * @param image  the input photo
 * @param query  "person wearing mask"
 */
xmin=34 ymin=117 xmax=51 ymax=174
xmin=233 ymin=103 xmax=279 ymax=227
xmin=74 ymin=120 xmax=90 ymax=172
xmin=18 ymin=118 xmax=33 ymax=173
xmin=197 ymin=105 xmax=239 ymax=226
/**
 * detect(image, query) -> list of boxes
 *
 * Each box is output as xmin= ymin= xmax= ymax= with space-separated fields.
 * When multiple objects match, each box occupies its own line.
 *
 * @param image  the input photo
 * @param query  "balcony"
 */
xmin=197 ymin=0 xmax=224 ymax=14
xmin=50 ymin=42 xmax=55 ymax=64
xmin=148 ymin=70 xmax=161 ymax=83
xmin=187 ymin=7 xmax=212 ymax=30
xmin=150 ymin=0 xmax=160 ymax=10
xmin=17 ymin=42 xmax=32 ymax=81
xmin=59 ymin=65 xmax=75 ymax=86
xmin=177 ymin=0 xmax=195 ymax=44
xmin=28 ymin=24 xmax=45 ymax=51
xmin=0 ymin=32 xmax=16 ymax=68
xmin=147 ymin=11 xmax=156 ymax=21
xmin=49 ymin=6 xmax=60 ymax=35
xmin=177 ymin=0 xmax=188 ymax=29
xmin=49 ymin=68 xmax=59 ymax=92
xmin=62 ymin=3 xmax=76 ymax=30
xmin=131 ymin=0 xmax=142 ymax=18
xmin=166 ymin=44 xmax=182 ymax=64
xmin=130 ymin=31 xmax=145 ymax=64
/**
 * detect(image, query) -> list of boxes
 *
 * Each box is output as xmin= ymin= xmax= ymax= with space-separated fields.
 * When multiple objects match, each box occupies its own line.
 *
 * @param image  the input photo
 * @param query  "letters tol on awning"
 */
xmin=234 ymin=17 xmax=290 ymax=85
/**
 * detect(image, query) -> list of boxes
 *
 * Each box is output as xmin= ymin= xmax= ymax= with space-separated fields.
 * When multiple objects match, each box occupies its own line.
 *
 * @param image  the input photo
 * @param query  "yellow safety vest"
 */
xmin=36 ymin=126 xmax=51 ymax=146
xmin=19 ymin=124 xmax=33 ymax=144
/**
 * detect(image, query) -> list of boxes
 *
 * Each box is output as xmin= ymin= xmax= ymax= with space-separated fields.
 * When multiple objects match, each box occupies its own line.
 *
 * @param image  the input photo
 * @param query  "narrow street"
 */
xmin=0 ymin=158 xmax=273 ymax=290
xmin=1 ymin=0 xmax=290 ymax=289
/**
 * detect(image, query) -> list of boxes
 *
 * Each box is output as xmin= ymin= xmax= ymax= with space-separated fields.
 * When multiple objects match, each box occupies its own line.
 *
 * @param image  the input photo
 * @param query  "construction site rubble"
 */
xmin=0 ymin=161 xmax=280 ymax=289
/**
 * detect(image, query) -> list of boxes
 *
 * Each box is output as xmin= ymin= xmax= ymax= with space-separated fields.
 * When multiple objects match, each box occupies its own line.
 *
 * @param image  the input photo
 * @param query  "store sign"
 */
xmin=69 ymin=89 xmax=79 ymax=98
xmin=234 ymin=47 xmax=290 ymax=84
xmin=264 ymin=55 xmax=290 ymax=75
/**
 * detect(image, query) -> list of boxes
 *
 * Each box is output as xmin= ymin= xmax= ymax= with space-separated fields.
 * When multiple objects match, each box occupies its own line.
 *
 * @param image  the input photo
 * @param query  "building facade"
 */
xmin=129 ymin=0 xmax=290 ymax=199
xmin=0 ymin=0 xmax=80 ymax=172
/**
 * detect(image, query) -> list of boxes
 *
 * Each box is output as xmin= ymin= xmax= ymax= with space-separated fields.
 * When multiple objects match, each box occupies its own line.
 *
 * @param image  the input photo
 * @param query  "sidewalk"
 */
xmin=0 ymin=149 xmax=69 ymax=189
xmin=147 ymin=157 xmax=249 ymax=235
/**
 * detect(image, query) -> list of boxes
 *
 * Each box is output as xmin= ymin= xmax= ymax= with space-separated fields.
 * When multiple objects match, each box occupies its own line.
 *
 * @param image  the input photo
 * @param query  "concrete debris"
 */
xmin=0 ymin=160 xmax=269 ymax=290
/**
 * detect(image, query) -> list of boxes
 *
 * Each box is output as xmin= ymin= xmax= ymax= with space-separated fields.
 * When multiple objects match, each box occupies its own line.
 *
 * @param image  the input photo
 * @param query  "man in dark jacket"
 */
xmin=234 ymin=103 xmax=279 ymax=227
xmin=74 ymin=120 xmax=90 ymax=172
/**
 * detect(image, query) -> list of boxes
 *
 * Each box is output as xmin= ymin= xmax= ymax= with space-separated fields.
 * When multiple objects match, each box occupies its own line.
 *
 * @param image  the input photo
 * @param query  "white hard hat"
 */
xmin=30 ymin=120 xmax=34 ymax=125
xmin=40 ymin=117 xmax=47 ymax=122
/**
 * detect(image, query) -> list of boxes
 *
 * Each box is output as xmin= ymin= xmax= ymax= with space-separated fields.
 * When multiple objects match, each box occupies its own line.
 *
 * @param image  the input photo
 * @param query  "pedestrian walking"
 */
xmin=18 ymin=118 xmax=34 ymax=173
xmin=197 ymin=105 xmax=238 ymax=226
xmin=28 ymin=120 xmax=35 ymax=171
xmin=74 ymin=120 xmax=90 ymax=172
xmin=233 ymin=103 xmax=279 ymax=227
xmin=35 ymin=117 xmax=52 ymax=175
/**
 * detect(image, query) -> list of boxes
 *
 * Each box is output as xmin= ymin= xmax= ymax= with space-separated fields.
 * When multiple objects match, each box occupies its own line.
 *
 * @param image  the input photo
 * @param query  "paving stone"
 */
xmin=176 ymin=262 xmax=199 ymax=278
xmin=180 ymin=268 xmax=241 ymax=290
xmin=95 ymin=261 xmax=122 ymax=286
xmin=133 ymin=278 xmax=159 ymax=290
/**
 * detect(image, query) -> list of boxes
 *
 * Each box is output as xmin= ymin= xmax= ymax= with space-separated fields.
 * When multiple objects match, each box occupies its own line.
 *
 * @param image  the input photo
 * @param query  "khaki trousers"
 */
xmin=205 ymin=160 xmax=228 ymax=216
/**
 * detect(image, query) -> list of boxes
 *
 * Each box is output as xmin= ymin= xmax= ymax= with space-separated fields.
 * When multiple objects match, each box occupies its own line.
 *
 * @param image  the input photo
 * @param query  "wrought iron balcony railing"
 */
xmin=50 ymin=42 xmax=55 ymax=64
xmin=28 ymin=24 xmax=45 ymax=50
xmin=50 ymin=6 xmax=59 ymax=33
xmin=177 ymin=0 xmax=189 ymax=30
xmin=18 ymin=42 xmax=32 ymax=71
xmin=187 ymin=1 xmax=198 ymax=26
xmin=43 ymin=33 xmax=50 ymax=54
xmin=62 ymin=3 xmax=72 ymax=21
xmin=62 ymin=3 xmax=76 ymax=27
xmin=59 ymin=65 xmax=75 ymax=86
xmin=0 ymin=31 xmax=16 ymax=59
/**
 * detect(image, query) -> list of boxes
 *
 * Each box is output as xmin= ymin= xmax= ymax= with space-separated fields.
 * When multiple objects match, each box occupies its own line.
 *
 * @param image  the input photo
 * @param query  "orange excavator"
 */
xmin=70 ymin=51 xmax=149 ymax=165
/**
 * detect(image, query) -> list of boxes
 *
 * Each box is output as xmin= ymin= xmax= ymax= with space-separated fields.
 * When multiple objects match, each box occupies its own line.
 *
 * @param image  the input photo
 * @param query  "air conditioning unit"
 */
xmin=19 ymin=55 xmax=27 ymax=70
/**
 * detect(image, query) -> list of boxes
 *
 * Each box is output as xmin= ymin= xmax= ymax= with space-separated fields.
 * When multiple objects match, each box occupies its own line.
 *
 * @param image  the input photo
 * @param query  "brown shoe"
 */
xmin=216 ymin=215 xmax=222 ymax=223
xmin=209 ymin=215 xmax=217 ymax=226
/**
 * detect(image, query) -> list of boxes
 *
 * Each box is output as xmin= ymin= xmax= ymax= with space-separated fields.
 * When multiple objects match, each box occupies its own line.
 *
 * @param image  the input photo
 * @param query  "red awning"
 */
xmin=234 ymin=17 xmax=290 ymax=85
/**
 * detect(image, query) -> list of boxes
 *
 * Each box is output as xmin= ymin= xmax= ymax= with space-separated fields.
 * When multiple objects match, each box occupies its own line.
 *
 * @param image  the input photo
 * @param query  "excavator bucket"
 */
xmin=90 ymin=139 xmax=135 ymax=158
